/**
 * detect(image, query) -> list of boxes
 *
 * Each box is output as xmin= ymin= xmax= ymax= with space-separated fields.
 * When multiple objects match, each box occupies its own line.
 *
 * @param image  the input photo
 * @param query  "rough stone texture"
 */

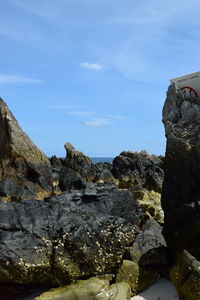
xmin=169 ymin=250 xmax=200 ymax=300
xmin=34 ymin=277 xmax=131 ymax=300
xmin=64 ymin=142 xmax=96 ymax=180
xmin=95 ymin=162 xmax=117 ymax=184
xmin=116 ymin=260 xmax=139 ymax=295
xmin=0 ymin=98 xmax=50 ymax=167
xmin=0 ymin=184 xmax=140 ymax=295
xmin=133 ymin=189 xmax=164 ymax=222
xmin=50 ymin=156 xmax=87 ymax=191
xmin=58 ymin=167 xmax=86 ymax=191
xmin=112 ymin=151 xmax=164 ymax=193
xmin=129 ymin=218 xmax=168 ymax=292
xmin=0 ymin=98 xmax=53 ymax=200
xmin=115 ymin=219 xmax=168 ymax=296
xmin=162 ymin=84 xmax=200 ymax=259
xmin=130 ymin=219 xmax=167 ymax=266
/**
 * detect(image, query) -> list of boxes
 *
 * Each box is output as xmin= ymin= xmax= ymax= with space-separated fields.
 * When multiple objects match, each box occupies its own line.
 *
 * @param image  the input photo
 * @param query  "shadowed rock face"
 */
xmin=0 ymin=98 xmax=53 ymax=200
xmin=162 ymin=84 xmax=200 ymax=258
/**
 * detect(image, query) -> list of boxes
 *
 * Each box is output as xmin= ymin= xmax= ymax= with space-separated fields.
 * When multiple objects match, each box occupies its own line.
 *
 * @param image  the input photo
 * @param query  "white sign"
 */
xmin=170 ymin=71 xmax=200 ymax=98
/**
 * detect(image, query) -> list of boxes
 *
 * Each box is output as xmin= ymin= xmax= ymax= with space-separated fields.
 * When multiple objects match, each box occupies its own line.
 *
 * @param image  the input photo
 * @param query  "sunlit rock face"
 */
xmin=162 ymin=84 xmax=200 ymax=259
xmin=0 ymin=98 xmax=53 ymax=200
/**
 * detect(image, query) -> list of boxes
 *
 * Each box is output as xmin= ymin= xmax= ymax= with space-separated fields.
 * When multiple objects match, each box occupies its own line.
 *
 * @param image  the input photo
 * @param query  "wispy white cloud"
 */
xmin=83 ymin=118 xmax=110 ymax=128
xmin=80 ymin=62 xmax=103 ymax=71
xmin=82 ymin=114 xmax=126 ymax=127
xmin=0 ymin=74 xmax=41 ymax=84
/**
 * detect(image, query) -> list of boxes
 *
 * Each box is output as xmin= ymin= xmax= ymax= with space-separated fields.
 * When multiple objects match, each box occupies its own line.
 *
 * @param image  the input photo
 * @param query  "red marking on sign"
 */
xmin=180 ymin=86 xmax=198 ymax=98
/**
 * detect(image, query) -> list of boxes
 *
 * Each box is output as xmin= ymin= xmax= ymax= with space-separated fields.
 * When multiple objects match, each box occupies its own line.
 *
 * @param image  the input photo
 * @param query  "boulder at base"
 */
xmin=34 ymin=277 xmax=131 ymax=300
xmin=116 ymin=218 xmax=168 ymax=296
xmin=169 ymin=250 xmax=200 ymax=300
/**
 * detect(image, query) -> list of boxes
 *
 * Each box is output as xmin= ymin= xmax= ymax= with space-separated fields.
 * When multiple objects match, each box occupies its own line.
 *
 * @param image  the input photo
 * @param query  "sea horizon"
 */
xmin=90 ymin=157 xmax=114 ymax=164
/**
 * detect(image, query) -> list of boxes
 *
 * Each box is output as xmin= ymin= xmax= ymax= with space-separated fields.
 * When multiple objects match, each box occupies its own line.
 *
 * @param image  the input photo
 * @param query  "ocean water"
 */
xmin=90 ymin=157 xmax=114 ymax=164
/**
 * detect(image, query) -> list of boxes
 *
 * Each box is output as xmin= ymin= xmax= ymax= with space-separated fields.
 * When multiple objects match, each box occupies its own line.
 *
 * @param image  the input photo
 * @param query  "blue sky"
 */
xmin=1 ymin=0 xmax=200 ymax=157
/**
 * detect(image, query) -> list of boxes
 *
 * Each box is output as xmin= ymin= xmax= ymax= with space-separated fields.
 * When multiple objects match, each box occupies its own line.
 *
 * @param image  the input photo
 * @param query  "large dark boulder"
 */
xmin=59 ymin=167 xmax=86 ymax=191
xmin=0 ymin=98 xmax=53 ymax=200
xmin=112 ymin=151 xmax=164 ymax=193
xmin=0 ymin=184 xmax=140 ymax=296
xmin=50 ymin=156 xmax=87 ymax=192
xmin=162 ymin=83 xmax=200 ymax=259
xmin=115 ymin=218 xmax=168 ymax=296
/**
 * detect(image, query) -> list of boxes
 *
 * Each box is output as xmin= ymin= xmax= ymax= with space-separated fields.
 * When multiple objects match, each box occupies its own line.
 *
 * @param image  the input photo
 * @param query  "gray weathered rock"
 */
xmin=0 ymin=98 xmax=53 ymax=200
xmin=0 ymin=184 xmax=140 ymax=296
xmin=115 ymin=219 xmax=168 ymax=296
xmin=112 ymin=151 xmax=164 ymax=193
xmin=64 ymin=142 xmax=96 ymax=179
xmin=162 ymin=84 xmax=200 ymax=258
xmin=129 ymin=218 xmax=168 ymax=292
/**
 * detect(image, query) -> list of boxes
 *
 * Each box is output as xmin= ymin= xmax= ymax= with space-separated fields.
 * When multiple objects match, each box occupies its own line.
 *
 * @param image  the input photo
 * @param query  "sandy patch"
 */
xmin=131 ymin=278 xmax=178 ymax=300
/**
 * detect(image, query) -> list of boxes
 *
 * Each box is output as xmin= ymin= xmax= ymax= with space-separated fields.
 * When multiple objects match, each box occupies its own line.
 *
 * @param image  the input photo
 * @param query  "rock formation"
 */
xmin=112 ymin=150 xmax=164 ymax=193
xmin=115 ymin=220 xmax=167 ymax=295
xmin=112 ymin=151 xmax=164 ymax=221
xmin=0 ymin=183 xmax=140 ymax=298
xmin=0 ymin=98 xmax=53 ymax=200
xmin=162 ymin=84 xmax=200 ymax=259
xmin=0 ymin=98 xmax=169 ymax=299
xmin=64 ymin=142 xmax=96 ymax=179
xmin=162 ymin=83 xmax=200 ymax=300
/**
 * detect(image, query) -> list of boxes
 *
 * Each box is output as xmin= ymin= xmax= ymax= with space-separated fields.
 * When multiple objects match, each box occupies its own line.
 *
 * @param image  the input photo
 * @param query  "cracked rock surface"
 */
xmin=0 ymin=184 xmax=140 ymax=292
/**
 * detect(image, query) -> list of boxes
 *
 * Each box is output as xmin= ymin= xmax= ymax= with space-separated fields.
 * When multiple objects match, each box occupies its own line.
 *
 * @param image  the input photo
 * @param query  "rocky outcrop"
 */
xmin=0 ymin=98 xmax=53 ymax=200
xmin=50 ymin=155 xmax=87 ymax=192
xmin=64 ymin=142 xmax=96 ymax=180
xmin=123 ymin=218 xmax=168 ymax=294
xmin=95 ymin=162 xmax=117 ymax=184
xmin=0 ymin=97 xmax=171 ymax=299
xmin=112 ymin=151 xmax=164 ymax=222
xmin=0 ymin=183 xmax=140 ymax=298
xmin=162 ymin=84 xmax=200 ymax=259
xmin=50 ymin=149 xmax=117 ymax=192
xmin=112 ymin=151 xmax=164 ymax=193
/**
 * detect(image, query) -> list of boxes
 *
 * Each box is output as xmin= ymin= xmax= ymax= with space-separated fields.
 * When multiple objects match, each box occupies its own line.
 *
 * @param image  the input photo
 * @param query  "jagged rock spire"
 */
xmin=162 ymin=84 xmax=200 ymax=259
